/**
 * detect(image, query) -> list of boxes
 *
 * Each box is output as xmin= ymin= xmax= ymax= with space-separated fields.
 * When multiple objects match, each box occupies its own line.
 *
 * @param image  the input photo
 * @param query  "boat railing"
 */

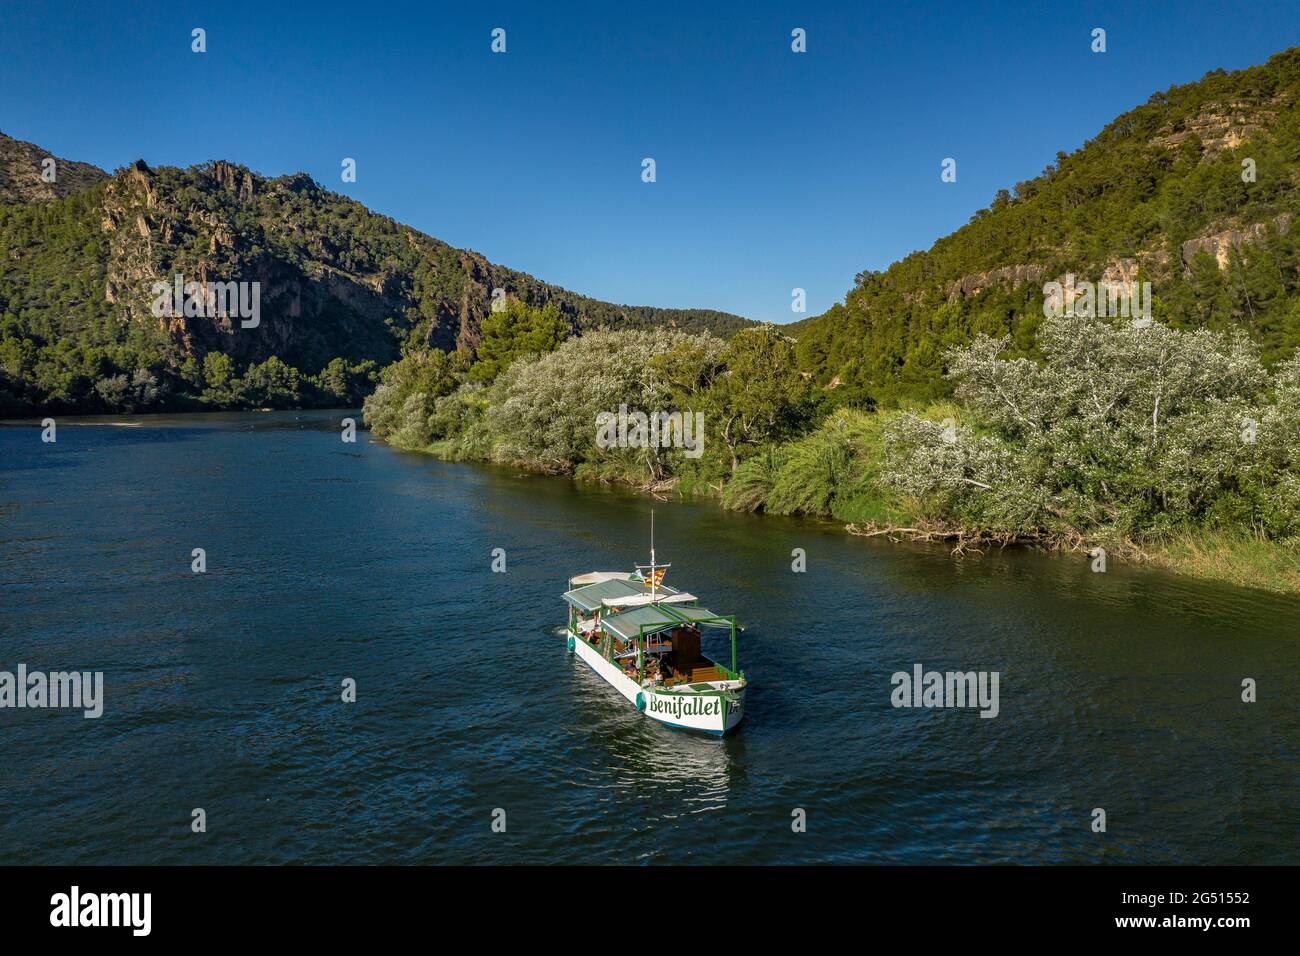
xmin=710 ymin=661 xmax=743 ymax=682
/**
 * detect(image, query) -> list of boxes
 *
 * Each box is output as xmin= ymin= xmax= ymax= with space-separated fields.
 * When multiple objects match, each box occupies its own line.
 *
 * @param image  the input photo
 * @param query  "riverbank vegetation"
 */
xmin=365 ymin=303 xmax=1300 ymax=592
xmin=0 ymin=329 xmax=381 ymax=414
xmin=364 ymin=308 xmax=814 ymax=485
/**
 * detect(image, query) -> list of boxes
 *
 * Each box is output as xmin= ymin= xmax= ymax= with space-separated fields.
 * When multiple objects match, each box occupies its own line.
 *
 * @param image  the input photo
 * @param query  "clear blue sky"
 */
xmin=2 ymin=0 xmax=1297 ymax=322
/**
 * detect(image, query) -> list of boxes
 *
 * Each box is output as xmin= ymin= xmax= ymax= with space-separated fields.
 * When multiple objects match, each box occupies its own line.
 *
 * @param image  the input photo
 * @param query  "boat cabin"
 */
xmin=562 ymin=573 xmax=741 ymax=689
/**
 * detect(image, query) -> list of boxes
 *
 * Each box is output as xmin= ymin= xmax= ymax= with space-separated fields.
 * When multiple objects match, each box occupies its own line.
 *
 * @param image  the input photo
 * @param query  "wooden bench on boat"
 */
xmin=664 ymin=658 xmax=727 ymax=684
xmin=661 ymin=627 xmax=727 ymax=683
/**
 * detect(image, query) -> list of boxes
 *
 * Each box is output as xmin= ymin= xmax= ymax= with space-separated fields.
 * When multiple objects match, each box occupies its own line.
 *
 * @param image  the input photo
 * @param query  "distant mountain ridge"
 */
xmin=792 ymin=46 xmax=1300 ymax=406
xmin=0 ymin=135 xmax=750 ymax=413
xmin=0 ymin=132 xmax=109 ymax=205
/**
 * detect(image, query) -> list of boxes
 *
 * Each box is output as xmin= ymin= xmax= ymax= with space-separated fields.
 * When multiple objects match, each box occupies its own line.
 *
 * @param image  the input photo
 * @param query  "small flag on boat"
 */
xmin=645 ymin=568 xmax=666 ymax=587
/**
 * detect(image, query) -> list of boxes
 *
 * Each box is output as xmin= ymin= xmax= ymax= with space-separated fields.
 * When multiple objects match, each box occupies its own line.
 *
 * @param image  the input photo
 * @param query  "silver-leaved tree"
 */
xmin=880 ymin=313 xmax=1300 ymax=543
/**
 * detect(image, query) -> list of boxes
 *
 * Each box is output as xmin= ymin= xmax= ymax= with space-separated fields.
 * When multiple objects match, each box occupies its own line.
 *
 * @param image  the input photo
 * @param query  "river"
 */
xmin=1 ymin=410 xmax=1296 ymax=864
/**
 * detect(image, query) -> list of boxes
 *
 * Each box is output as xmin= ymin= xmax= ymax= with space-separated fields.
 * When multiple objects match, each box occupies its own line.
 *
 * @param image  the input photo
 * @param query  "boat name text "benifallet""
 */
xmin=648 ymin=694 xmax=720 ymax=719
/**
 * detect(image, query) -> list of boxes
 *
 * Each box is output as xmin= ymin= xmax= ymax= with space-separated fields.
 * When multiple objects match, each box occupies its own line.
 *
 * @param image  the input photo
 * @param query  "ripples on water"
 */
xmin=0 ymin=411 xmax=1296 ymax=864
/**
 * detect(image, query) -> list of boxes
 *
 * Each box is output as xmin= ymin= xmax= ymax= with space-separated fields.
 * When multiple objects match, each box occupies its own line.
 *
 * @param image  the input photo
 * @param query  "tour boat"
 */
xmin=563 ymin=522 xmax=746 ymax=736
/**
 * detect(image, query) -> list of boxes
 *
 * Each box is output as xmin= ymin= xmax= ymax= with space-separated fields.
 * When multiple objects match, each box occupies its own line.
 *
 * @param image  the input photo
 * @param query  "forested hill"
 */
xmin=792 ymin=46 xmax=1300 ymax=407
xmin=0 ymin=137 xmax=750 ymax=414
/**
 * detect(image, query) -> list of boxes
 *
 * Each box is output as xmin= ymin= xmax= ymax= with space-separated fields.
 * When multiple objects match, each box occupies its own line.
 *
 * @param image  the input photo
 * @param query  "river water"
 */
xmin=1 ymin=410 xmax=1296 ymax=864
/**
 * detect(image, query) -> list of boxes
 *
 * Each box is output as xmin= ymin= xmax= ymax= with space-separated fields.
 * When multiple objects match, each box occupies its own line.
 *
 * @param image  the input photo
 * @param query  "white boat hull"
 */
xmin=568 ymin=629 xmax=744 ymax=736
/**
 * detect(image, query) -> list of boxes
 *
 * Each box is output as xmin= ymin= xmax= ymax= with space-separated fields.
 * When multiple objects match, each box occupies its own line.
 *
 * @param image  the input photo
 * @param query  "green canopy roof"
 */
xmin=565 ymin=573 xmax=735 ymax=643
xmin=663 ymin=605 xmax=734 ymax=628
xmin=563 ymin=577 xmax=686 ymax=613
xmin=563 ymin=577 xmax=647 ymax=613
xmin=601 ymin=601 xmax=731 ymax=642
xmin=601 ymin=604 xmax=684 ymax=642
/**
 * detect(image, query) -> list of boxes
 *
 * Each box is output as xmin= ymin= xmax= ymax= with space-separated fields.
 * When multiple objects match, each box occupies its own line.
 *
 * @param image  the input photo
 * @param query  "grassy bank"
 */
xmin=1140 ymin=530 xmax=1300 ymax=593
xmin=841 ymin=520 xmax=1300 ymax=594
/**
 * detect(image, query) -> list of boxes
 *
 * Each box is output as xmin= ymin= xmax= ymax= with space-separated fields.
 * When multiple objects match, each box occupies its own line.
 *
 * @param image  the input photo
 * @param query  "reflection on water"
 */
xmin=0 ymin=410 xmax=1296 ymax=865
xmin=568 ymin=659 xmax=735 ymax=797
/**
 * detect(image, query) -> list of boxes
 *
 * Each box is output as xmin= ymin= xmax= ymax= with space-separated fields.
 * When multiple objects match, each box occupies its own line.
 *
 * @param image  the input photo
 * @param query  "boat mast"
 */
xmin=650 ymin=509 xmax=656 ymax=601
xmin=634 ymin=509 xmax=671 ymax=685
xmin=646 ymin=510 xmax=655 ymax=683
xmin=638 ymin=509 xmax=670 ymax=599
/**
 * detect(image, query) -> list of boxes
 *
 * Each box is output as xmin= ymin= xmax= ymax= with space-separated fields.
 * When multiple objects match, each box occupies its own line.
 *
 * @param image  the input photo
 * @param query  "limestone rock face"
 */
xmin=1180 ymin=214 xmax=1293 ymax=268
xmin=209 ymin=160 xmax=254 ymax=202
xmin=1149 ymin=100 xmax=1281 ymax=158
xmin=947 ymin=264 xmax=1046 ymax=301
xmin=1100 ymin=259 xmax=1142 ymax=285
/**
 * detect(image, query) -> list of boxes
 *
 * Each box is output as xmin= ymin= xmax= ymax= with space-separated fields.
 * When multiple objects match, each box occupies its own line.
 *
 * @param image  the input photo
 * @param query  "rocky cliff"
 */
xmin=0 ymin=137 xmax=750 ymax=411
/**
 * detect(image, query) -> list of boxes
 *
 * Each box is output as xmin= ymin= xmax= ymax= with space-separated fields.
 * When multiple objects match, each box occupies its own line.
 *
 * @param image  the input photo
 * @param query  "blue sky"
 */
xmin=2 ymin=0 xmax=1297 ymax=322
